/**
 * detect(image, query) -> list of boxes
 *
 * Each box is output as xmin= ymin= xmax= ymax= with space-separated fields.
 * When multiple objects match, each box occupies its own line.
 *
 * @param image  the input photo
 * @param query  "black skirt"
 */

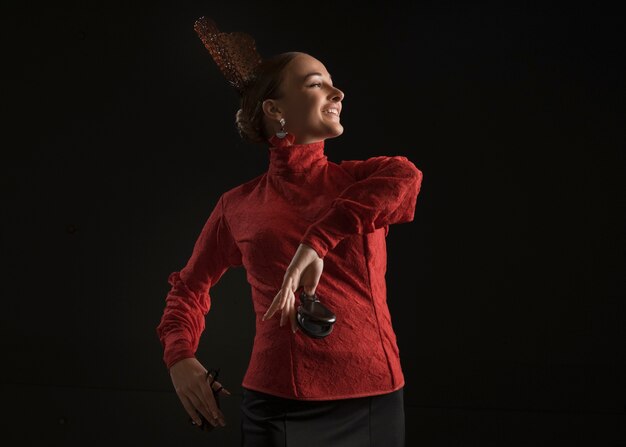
xmin=240 ymin=386 xmax=405 ymax=447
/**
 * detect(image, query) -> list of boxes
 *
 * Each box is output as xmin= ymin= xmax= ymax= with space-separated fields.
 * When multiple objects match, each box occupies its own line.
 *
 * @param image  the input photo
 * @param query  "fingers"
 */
xmin=182 ymin=391 xmax=217 ymax=427
xmin=198 ymin=376 xmax=226 ymax=427
xmin=276 ymin=290 xmax=298 ymax=334
xmin=280 ymin=289 xmax=295 ymax=328
xmin=179 ymin=393 xmax=203 ymax=426
xmin=178 ymin=378 xmax=227 ymax=429
xmin=265 ymin=288 xmax=299 ymax=334
xmin=263 ymin=279 xmax=294 ymax=321
xmin=262 ymin=267 xmax=302 ymax=334
xmin=263 ymin=294 xmax=278 ymax=321
xmin=264 ymin=288 xmax=284 ymax=321
xmin=211 ymin=379 xmax=232 ymax=396
xmin=289 ymin=292 xmax=299 ymax=333
xmin=193 ymin=391 xmax=219 ymax=427
xmin=279 ymin=290 xmax=289 ymax=327
xmin=262 ymin=290 xmax=283 ymax=321
xmin=170 ymin=358 xmax=231 ymax=431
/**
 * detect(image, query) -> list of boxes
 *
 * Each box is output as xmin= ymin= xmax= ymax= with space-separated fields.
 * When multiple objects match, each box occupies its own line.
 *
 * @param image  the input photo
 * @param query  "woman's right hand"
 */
xmin=169 ymin=357 xmax=230 ymax=428
xmin=262 ymin=243 xmax=324 ymax=332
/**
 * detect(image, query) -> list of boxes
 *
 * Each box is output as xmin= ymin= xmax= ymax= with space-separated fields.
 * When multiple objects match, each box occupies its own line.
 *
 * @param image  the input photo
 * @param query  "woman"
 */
xmin=156 ymin=46 xmax=423 ymax=446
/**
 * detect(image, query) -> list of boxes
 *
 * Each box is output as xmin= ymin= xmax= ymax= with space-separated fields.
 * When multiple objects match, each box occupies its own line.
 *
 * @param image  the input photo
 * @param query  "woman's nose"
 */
xmin=330 ymin=87 xmax=344 ymax=102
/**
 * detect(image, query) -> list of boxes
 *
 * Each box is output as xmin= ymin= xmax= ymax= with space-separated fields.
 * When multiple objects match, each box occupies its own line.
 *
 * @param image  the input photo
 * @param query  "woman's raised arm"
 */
xmin=300 ymin=155 xmax=423 ymax=259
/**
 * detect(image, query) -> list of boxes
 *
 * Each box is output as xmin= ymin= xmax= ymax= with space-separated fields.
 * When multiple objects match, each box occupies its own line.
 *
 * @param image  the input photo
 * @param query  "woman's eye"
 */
xmin=309 ymin=83 xmax=322 ymax=88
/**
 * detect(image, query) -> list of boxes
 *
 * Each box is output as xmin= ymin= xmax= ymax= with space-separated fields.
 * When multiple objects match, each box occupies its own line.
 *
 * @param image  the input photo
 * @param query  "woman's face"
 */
xmin=263 ymin=53 xmax=345 ymax=144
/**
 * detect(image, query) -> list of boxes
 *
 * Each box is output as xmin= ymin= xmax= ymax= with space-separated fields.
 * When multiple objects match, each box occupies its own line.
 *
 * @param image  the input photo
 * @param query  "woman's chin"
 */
xmin=325 ymin=124 xmax=344 ymax=138
xmin=301 ymin=125 xmax=344 ymax=142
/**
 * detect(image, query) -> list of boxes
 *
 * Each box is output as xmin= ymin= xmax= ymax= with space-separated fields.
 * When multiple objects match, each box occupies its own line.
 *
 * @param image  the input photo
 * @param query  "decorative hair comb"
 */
xmin=193 ymin=16 xmax=264 ymax=94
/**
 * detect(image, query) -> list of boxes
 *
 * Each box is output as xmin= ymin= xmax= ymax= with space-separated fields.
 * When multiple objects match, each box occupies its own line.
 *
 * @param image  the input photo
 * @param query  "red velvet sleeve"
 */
xmin=156 ymin=194 xmax=242 ymax=369
xmin=300 ymin=155 xmax=423 ymax=259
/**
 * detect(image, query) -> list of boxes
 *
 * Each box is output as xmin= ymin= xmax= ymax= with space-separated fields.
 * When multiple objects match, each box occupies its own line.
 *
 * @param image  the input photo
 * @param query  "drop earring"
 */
xmin=276 ymin=118 xmax=287 ymax=138
xmin=268 ymin=117 xmax=295 ymax=147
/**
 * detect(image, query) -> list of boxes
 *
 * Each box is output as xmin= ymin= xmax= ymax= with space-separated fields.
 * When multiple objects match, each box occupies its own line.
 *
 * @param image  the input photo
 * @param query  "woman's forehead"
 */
xmin=286 ymin=55 xmax=330 ymax=82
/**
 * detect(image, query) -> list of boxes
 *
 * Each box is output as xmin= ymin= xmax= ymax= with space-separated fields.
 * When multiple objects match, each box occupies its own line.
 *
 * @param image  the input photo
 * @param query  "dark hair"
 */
xmin=235 ymin=52 xmax=302 ymax=145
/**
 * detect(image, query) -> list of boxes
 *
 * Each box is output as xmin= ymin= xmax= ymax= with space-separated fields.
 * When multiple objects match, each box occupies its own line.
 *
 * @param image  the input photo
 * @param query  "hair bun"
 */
xmin=235 ymin=108 xmax=263 ymax=144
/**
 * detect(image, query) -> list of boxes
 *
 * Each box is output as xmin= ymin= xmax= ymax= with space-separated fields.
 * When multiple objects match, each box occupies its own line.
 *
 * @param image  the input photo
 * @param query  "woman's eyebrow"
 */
xmin=303 ymin=72 xmax=333 ymax=83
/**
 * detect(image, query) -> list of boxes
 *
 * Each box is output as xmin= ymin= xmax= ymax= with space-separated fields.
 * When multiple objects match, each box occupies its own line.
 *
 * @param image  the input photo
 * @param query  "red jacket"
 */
xmin=156 ymin=135 xmax=423 ymax=401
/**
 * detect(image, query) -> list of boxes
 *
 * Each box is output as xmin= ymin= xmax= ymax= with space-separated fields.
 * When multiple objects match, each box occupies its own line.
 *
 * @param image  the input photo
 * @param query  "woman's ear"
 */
xmin=262 ymin=99 xmax=282 ymax=120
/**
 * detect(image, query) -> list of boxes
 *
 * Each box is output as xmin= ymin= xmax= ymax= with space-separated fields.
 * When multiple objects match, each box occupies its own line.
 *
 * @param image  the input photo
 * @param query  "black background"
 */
xmin=2 ymin=1 xmax=625 ymax=445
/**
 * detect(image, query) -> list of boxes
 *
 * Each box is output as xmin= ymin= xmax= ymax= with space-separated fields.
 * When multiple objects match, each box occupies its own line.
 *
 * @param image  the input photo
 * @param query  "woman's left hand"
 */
xmin=262 ymin=243 xmax=324 ymax=333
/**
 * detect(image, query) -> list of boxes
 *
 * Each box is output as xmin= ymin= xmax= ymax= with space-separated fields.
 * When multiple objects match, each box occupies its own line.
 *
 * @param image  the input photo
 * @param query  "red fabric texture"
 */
xmin=156 ymin=133 xmax=423 ymax=400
